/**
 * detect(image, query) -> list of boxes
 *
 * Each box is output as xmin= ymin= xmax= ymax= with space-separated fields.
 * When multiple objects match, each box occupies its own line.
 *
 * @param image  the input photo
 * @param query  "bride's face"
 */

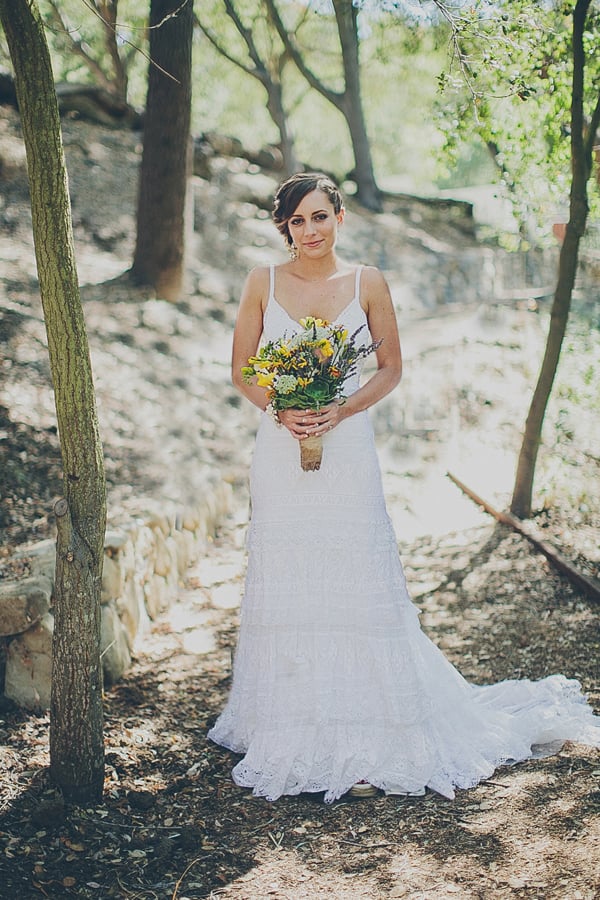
xmin=287 ymin=189 xmax=345 ymax=259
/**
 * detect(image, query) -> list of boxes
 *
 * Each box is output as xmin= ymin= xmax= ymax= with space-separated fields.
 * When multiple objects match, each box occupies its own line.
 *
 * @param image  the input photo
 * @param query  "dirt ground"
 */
xmin=0 ymin=106 xmax=599 ymax=899
xmin=1 ymin=508 xmax=598 ymax=900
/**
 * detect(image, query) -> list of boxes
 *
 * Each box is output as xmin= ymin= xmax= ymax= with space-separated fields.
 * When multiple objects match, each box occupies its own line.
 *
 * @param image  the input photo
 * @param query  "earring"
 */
xmin=288 ymin=242 xmax=298 ymax=261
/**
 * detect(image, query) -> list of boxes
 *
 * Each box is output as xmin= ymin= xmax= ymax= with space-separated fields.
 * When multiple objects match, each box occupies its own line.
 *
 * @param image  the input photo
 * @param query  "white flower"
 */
xmin=314 ymin=326 xmax=331 ymax=341
xmin=302 ymin=325 xmax=330 ymax=341
xmin=274 ymin=374 xmax=298 ymax=394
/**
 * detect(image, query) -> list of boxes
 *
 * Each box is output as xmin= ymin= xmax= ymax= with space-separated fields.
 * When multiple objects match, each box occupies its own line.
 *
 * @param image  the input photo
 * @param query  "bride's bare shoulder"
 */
xmin=242 ymin=265 xmax=272 ymax=297
xmin=360 ymin=264 xmax=387 ymax=286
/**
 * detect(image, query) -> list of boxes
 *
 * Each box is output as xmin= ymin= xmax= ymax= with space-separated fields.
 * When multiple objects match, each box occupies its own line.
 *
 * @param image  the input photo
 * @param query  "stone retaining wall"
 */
xmin=0 ymin=473 xmax=233 ymax=710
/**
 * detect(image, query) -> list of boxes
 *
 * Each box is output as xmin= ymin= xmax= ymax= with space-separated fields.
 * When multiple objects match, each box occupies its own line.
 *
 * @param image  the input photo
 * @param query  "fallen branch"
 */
xmin=446 ymin=471 xmax=600 ymax=604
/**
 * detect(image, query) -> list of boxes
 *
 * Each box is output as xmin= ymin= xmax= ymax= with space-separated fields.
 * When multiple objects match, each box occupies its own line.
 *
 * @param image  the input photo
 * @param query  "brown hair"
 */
xmin=272 ymin=172 xmax=344 ymax=246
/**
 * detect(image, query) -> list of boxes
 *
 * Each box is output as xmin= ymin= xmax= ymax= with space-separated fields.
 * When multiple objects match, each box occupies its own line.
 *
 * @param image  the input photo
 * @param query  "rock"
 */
xmin=153 ymin=529 xmax=173 ymax=578
xmin=165 ymin=536 xmax=180 ymax=588
xmin=115 ymin=577 xmax=142 ymax=645
xmin=117 ymin=537 xmax=136 ymax=580
xmin=130 ymin=583 xmax=151 ymax=651
xmin=140 ymin=298 xmax=178 ymax=334
xmin=55 ymin=82 xmax=142 ymax=128
xmin=0 ymin=576 xmax=52 ymax=636
xmin=127 ymin=789 xmax=155 ymax=810
xmin=14 ymin=538 xmax=55 ymax=575
xmin=173 ymin=529 xmax=192 ymax=575
xmin=4 ymin=612 xmax=53 ymax=710
xmin=1 ymin=466 xmax=235 ymax=707
xmin=101 ymin=602 xmax=131 ymax=685
xmin=143 ymin=575 xmax=169 ymax=620
xmin=134 ymin=526 xmax=156 ymax=580
xmin=181 ymin=509 xmax=201 ymax=532
xmin=104 ymin=530 xmax=129 ymax=551
xmin=101 ymin=552 xmax=122 ymax=603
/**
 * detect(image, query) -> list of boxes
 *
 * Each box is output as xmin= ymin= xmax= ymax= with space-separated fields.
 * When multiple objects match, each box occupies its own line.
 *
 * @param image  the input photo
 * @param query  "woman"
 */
xmin=208 ymin=172 xmax=600 ymax=803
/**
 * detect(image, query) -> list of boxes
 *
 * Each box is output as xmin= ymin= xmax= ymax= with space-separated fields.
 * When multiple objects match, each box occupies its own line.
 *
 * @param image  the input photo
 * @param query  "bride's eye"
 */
xmin=290 ymin=217 xmax=303 ymax=226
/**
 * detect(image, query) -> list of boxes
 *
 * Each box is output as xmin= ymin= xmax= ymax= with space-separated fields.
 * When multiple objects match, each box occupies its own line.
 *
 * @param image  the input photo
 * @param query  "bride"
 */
xmin=208 ymin=172 xmax=600 ymax=803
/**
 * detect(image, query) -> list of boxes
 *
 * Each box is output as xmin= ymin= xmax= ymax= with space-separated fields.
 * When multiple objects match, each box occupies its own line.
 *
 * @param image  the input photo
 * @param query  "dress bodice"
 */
xmin=262 ymin=264 xmax=371 ymax=397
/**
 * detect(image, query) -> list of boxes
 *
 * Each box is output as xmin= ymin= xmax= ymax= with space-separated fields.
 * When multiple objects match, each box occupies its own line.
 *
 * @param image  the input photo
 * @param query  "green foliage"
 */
xmin=434 ymin=0 xmax=600 ymax=241
xmin=195 ymin=0 xmax=352 ymax=172
xmin=29 ymin=0 xmax=599 ymax=210
xmin=194 ymin=1 xmax=450 ymax=188
xmin=193 ymin=28 xmax=276 ymax=150
xmin=360 ymin=19 xmax=449 ymax=189
xmin=39 ymin=0 xmax=149 ymax=105
xmin=537 ymin=313 xmax=600 ymax=518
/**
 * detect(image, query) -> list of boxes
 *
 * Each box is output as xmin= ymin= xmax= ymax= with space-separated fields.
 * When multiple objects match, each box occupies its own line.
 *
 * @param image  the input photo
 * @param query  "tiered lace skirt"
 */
xmin=208 ymin=411 xmax=600 ymax=802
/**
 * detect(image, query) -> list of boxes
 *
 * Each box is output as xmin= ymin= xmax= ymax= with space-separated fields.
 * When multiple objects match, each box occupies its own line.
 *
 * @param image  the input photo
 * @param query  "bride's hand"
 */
xmin=278 ymin=405 xmax=346 ymax=439
xmin=307 ymin=401 xmax=347 ymax=436
xmin=277 ymin=408 xmax=312 ymax=439
xmin=283 ymin=401 xmax=347 ymax=439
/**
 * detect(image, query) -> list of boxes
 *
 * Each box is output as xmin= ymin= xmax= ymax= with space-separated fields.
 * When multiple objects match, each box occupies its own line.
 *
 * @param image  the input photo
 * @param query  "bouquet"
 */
xmin=242 ymin=316 xmax=381 ymax=470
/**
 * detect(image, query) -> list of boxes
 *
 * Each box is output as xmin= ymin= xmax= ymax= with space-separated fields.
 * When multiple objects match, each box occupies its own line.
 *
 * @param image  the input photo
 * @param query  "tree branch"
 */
xmin=223 ymin=0 xmax=267 ymax=76
xmin=570 ymin=0 xmax=591 ymax=184
xmin=195 ymin=13 xmax=257 ymax=80
xmin=263 ymin=0 xmax=344 ymax=110
xmin=430 ymin=0 xmax=481 ymax=105
xmin=96 ymin=0 xmax=128 ymax=100
xmin=77 ymin=0 xmax=184 ymax=84
xmin=45 ymin=0 xmax=114 ymax=94
xmin=448 ymin=472 xmax=600 ymax=603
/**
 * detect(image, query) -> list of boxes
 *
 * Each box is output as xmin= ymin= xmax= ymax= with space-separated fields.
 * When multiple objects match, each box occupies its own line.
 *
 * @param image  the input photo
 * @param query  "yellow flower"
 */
xmin=299 ymin=316 xmax=330 ymax=329
xmin=314 ymin=339 xmax=334 ymax=362
xmin=256 ymin=371 xmax=276 ymax=387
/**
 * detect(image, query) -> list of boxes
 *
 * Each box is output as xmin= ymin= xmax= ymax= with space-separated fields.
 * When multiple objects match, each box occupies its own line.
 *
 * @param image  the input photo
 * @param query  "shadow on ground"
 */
xmin=1 ymin=515 xmax=598 ymax=899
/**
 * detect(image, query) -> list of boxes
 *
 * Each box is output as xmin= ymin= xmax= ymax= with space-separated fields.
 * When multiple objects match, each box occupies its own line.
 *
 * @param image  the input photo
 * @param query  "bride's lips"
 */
xmin=304 ymin=240 xmax=324 ymax=249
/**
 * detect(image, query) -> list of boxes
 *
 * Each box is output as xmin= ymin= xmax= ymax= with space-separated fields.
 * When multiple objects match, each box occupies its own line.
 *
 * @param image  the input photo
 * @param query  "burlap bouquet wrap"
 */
xmin=300 ymin=435 xmax=323 ymax=471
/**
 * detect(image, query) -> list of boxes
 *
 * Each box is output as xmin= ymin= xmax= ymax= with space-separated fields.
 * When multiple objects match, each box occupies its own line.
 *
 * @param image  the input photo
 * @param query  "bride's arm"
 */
xmin=347 ymin=265 xmax=403 ymax=413
xmin=231 ymin=267 xmax=270 ymax=410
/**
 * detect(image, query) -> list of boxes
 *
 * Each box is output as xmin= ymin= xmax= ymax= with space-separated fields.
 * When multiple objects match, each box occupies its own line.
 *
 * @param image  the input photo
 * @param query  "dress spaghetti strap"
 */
xmin=268 ymin=264 xmax=276 ymax=305
xmin=354 ymin=265 xmax=363 ymax=301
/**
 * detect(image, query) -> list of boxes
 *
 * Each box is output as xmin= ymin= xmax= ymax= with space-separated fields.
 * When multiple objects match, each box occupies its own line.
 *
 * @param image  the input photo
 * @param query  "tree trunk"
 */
xmin=265 ymin=80 xmax=299 ymax=176
xmin=510 ymin=0 xmax=593 ymax=518
xmin=131 ymin=0 xmax=194 ymax=301
xmin=265 ymin=0 xmax=381 ymax=209
xmin=0 ymin=0 xmax=107 ymax=803
xmin=332 ymin=0 xmax=381 ymax=211
xmin=98 ymin=0 xmax=129 ymax=101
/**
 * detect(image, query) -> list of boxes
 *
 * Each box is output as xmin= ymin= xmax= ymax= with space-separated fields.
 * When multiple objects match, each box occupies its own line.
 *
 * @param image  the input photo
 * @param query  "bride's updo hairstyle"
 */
xmin=272 ymin=172 xmax=344 ymax=248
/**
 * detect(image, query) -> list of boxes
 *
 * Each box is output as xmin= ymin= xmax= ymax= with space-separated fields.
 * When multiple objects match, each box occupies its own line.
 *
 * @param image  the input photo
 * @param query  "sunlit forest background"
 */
xmin=1 ymin=3 xmax=599 ymax=897
xmin=40 ymin=0 xmax=598 ymax=242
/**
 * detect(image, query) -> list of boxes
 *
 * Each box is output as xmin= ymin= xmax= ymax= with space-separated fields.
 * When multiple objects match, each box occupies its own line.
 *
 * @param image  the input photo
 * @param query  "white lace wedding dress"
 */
xmin=208 ymin=265 xmax=600 ymax=803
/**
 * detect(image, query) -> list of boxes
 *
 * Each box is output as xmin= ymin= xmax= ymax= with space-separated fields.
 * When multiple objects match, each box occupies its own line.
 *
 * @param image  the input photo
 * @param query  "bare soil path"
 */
xmin=1 ymin=484 xmax=598 ymax=899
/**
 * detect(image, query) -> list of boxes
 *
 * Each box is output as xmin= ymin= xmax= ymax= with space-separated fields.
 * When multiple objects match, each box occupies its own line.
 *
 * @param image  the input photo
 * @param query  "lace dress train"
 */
xmin=208 ymin=266 xmax=600 ymax=803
